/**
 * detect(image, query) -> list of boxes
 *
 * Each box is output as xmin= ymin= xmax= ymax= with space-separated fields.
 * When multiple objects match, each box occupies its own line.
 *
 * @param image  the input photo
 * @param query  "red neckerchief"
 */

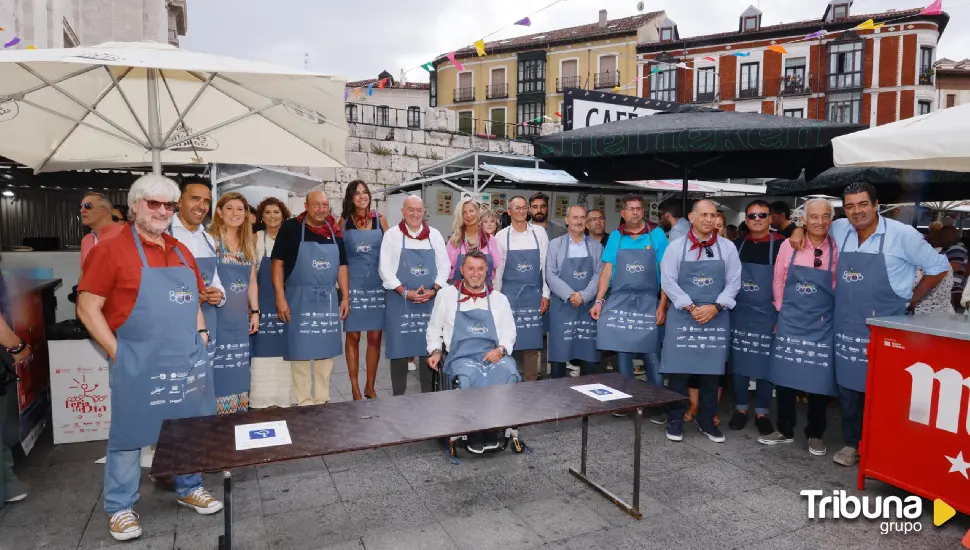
xmin=456 ymin=281 xmax=490 ymax=302
xmin=688 ymin=229 xmax=719 ymax=259
xmin=744 ymin=232 xmax=779 ymax=244
xmin=619 ymin=221 xmax=654 ymax=236
xmin=462 ymin=228 xmax=489 ymax=251
xmin=399 ymin=220 xmax=431 ymax=240
xmin=297 ymin=212 xmax=341 ymax=238
xmin=351 ymin=210 xmax=377 ymax=229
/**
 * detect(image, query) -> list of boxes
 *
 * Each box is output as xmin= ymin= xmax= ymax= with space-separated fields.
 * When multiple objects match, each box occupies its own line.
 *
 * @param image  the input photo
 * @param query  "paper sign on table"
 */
xmin=234 ymin=420 xmax=292 ymax=450
xmin=571 ymin=384 xmax=632 ymax=402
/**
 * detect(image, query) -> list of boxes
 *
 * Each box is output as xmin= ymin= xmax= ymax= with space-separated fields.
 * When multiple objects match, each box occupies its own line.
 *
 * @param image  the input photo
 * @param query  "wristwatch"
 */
xmin=714 ymin=303 xmax=724 ymax=312
xmin=498 ymin=345 xmax=508 ymax=356
xmin=5 ymin=339 xmax=26 ymax=354
xmin=250 ymin=309 xmax=260 ymax=316
xmin=595 ymin=299 xmax=606 ymax=306
xmin=197 ymin=328 xmax=210 ymax=337
xmin=685 ymin=304 xmax=697 ymax=312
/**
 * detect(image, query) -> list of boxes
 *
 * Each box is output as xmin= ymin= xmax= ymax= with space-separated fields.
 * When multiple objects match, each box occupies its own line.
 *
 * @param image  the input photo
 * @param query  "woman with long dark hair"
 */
xmin=338 ymin=180 xmax=388 ymax=400
xmin=250 ymin=197 xmax=293 ymax=408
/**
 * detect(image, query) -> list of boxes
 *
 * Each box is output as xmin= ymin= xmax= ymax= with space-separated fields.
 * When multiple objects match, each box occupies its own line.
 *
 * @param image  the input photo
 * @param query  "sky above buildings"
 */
xmin=181 ymin=0 xmax=969 ymax=81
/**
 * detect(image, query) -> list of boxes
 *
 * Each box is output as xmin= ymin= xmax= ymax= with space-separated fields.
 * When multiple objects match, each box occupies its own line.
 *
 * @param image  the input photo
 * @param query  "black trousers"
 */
xmin=776 ymin=385 xmax=828 ymax=439
xmin=549 ymin=359 xmax=602 ymax=379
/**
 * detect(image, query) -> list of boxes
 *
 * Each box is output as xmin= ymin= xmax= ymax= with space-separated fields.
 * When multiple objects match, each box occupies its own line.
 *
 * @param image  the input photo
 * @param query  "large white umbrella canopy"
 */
xmin=833 ymin=103 xmax=970 ymax=172
xmin=0 ymin=41 xmax=347 ymax=174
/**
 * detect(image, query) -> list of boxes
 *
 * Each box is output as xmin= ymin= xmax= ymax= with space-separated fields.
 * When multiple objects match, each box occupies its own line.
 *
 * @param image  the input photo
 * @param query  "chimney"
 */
xmin=598 ymin=9 xmax=607 ymax=27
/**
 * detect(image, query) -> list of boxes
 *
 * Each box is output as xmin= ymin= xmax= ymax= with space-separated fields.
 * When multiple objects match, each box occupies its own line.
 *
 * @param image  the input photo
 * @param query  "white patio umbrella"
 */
xmin=833 ymin=103 xmax=970 ymax=172
xmin=0 ymin=41 xmax=346 ymax=174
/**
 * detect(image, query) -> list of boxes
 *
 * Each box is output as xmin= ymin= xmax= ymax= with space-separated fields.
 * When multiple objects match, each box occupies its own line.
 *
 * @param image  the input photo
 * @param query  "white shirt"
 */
xmin=255 ymin=230 xmax=277 ymax=270
xmin=427 ymin=285 xmax=517 ymax=354
xmin=169 ymin=214 xmax=226 ymax=305
xmin=494 ymin=224 xmax=550 ymax=298
xmin=567 ymin=238 xmax=589 ymax=258
xmin=379 ymin=223 xmax=450 ymax=290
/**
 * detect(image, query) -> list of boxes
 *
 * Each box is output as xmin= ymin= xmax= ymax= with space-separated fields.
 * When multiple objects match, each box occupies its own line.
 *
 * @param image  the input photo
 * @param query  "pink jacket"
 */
xmin=446 ymin=237 xmax=503 ymax=281
xmin=773 ymin=237 xmax=839 ymax=311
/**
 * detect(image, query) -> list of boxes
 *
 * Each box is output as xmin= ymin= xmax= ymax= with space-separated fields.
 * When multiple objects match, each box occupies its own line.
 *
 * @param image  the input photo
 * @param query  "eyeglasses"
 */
xmin=587 ymin=216 xmax=604 ymax=223
xmin=81 ymin=203 xmax=94 ymax=210
xmin=814 ymin=247 xmax=823 ymax=268
xmin=746 ymin=212 xmax=769 ymax=220
xmin=144 ymin=199 xmax=177 ymax=212
xmin=624 ymin=207 xmax=644 ymax=213
xmin=510 ymin=206 xmax=528 ymax=212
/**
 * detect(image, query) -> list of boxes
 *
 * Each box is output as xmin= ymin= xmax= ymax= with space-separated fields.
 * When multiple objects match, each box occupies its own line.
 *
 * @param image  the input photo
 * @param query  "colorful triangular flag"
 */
xmin=612 ymin=85 xmax=620 ymax=91
xmin=731 ymin=51 xmax=751 ymax=57
xmin=3 ymin=37 xmax=21 ymax=48
xmin=805 ymin=30 xmax=827 ymax=40
xmin=367 ymin=83 xmax=374 ymax=96
xmin=650 ymin=66 xmax=662 ymax=74
xmin=515 ymin=17 xmax=531 ymax=26
xmin=554 ymin=112 xmax=562 ymax=118
xmin=703 ymin=56 xmax=717 ymax=62
xmin=446 ymin=52 xmax=465 ymax=71
xmin=853 ymin=19 xmax=876 ymax=30
xmin=421 ymin=62 xmax=435 ymax=72
xmin=768 ymin=45 xmax=788 ymax=54
xmin=675 ymin=62 xmax=690 ymax=69
xmin=921 ymin=0 xmax=943 ymax=16
xmin=344 ymin=88 xmax=349 ymax=101
xmin=474 ymin=39 xmax=486 ymax=57
xmin=378 ymin=78 xmax=386 ymax=89
xmin=355 ymin=87 xmax=360 ymax=99
xmin=26 ymin=45 xmax=36 ymax=50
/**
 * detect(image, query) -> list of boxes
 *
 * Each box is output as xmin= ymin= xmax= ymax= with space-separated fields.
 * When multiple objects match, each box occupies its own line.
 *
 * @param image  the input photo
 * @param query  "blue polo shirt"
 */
xmin=601 ymin=227 xmax=669 ymax=284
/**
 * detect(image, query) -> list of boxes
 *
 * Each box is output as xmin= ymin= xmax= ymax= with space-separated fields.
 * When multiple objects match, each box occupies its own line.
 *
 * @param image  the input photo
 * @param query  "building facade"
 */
xmin=431 ymin=9 xmax=666 ymax=139
xmin=637 ymin=1 xmax=947 ymax=126
xmin=0 ymin=0 xmax=187 ymax=49
xmin=345 ymin=71 xmax=430 ymax=130
xmin=935 ymin=58 xmax=970 ymax=109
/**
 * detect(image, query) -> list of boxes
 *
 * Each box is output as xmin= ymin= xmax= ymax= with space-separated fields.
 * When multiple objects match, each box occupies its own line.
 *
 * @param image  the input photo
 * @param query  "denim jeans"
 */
xmin=732 ymin=374 xmax=773 ymax=416
xmin=616 ymin=352 xmax=662 ymax=386
xmin=667 ymin=374 xmax=719 ymax=429
xmin=104 ymin=449 xmax=202 ymax=513
xmin=838 ymin=386 xmax=865 ymax=448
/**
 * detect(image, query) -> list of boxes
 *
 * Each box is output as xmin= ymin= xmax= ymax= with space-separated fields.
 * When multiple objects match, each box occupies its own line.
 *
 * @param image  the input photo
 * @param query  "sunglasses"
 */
xmin=81 ymin=202 xmax=94 ymax=210
xmin=704 ymin=246 xmax=714 ymax=258
xmin=814 ymin=247 xmax=823 ymax=268
xmin=746 ymin=212 xmax=769 ymax=220
xmin=144 ymin=199 xmax=177 ymax=212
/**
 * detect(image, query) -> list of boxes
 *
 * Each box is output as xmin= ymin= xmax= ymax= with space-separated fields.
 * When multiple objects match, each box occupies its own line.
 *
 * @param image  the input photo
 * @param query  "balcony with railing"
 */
xmin=826 ymin=71 xmax=863 ymax=91
xmin=919 ymin=68 xmax=934 ymax=86
xmin=778 ymin=74 xmax=814 ymax=96
xmin=594 ymin=71 xmax=620 ymax=89
xmin=486 ymin=83 xmax=508 ymax=99
xmin=737 ymin=85 xmax=761 ymax=100
xmin=557 ymin=75 xmax=582 ymax=92
xmin=454 ymin=87 xmax=475 ymax=103
xmin=345 ymin=103 xmax=423 ymax=129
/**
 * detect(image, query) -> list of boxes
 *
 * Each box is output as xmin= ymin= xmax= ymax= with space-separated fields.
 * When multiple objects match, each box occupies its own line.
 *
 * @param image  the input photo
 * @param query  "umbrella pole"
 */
xmin=147 ymin=69 xmax=163 ymax=175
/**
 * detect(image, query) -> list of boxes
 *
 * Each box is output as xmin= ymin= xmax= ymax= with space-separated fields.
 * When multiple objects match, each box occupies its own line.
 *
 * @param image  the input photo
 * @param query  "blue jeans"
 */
xmin=104 ymin=449 xmax=202 ymax=513
xmin=667 ymin=374 xmax=719 ymax=429
xmin=616 ymin=352 xmax=662 ymax=386
xmin=838 ymin=386 xmax=865 ymax=448
xmin=732 ymin=374 xmax=772 ymax=416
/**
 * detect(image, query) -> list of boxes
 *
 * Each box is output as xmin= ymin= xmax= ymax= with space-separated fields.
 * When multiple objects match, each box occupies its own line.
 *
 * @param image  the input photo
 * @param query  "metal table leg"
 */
xmin=218 ymin=470 xmax=232 ymax=550
xmin=568 ymin=410 xmax=643 ymax=520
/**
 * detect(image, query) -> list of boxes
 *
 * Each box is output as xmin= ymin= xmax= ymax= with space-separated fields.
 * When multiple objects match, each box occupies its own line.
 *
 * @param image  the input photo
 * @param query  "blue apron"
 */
xmin=169 ymin=223 xmax=218 ymax=347
xmin=443 ymin=288 xmax=520 ymax=388
xmin=385 ymin=230 xmax=437 ymax=359
xmin=549 ymin=238 xmax=599 ymax=364
xmin=769 ymin=238 xmax=837 ymax=396
xmin=343 ymin=218 xmax=386 ymax=333
xmin=283 ymin=219 xmax=342 ymax=361
xmin=108 ymin=224 xmax=214 ymax=451
xmin=251 ymin=232 xmax=286 ymax=358
xmin=729 ymin=236 xmax=778 ymax=380
xmin=833 ymin=218 xmax=907 ymax=392
xmin=503 ymin=229 xmax=544 ymax=351
xmin=596 ymin=231 xmax=661 ymax=354
xmin=661 ymin=237 xmax=730 ymax=375
xmin=212 ymin=242 xmax=252 ymax=407
xmin=450 ymin=236 xmax=495 ymax=284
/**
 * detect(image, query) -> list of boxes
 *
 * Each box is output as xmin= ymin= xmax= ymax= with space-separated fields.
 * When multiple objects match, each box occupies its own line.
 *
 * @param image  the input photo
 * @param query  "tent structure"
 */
xmin=765 ymin=167 xmax=970 ymax=203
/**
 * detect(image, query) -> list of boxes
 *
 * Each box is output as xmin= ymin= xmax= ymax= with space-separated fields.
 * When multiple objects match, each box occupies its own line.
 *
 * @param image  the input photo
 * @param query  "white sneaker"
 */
xmin=407 ymin=360 xmax=417 ymax=371
xmin=177 ymin=487 xmax=224 ymax=515
xmin=108 ymin=509 xmax=142 ymax=541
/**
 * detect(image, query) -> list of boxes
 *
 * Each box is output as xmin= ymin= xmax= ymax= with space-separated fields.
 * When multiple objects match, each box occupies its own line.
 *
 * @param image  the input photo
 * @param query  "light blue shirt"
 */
xmin=661 ymin=233 xmax=743 ymax=310
xmin=601 ymin=227 xmax=669 ymax=283
xmin=668 ymin=218 xmax=690 ymax=244
xmin=830 ymin=216 xmax=948 ymax=302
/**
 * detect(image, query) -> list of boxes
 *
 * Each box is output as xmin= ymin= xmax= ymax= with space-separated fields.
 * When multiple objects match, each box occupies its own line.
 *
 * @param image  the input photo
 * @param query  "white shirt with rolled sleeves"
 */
xmin=378 ymin=223 xmax=450 ymax=291
xmin=493 ymin=224 xmax=551 ymax=299
xmin=829 ymin=217 xmax=948 ymax=302
xmin=169 ymin=214 xmax=226 ymax=307
xmin=660 ymin=233 xmax=743 ymax=310
xmin=426 ymin=285 xmax=517 ymax=354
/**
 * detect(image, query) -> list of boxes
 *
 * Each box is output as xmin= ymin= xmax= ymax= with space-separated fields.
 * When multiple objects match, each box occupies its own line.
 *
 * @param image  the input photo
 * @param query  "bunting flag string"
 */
xmin=474 ymin=39 xmax=487 ymax=57
xmin=921 ymin=0 xmax=944 ymax=15
xmin=515 ymin=17 xmax=531 ymax=27
xmin=3 ymin=37 xmax=21 ymax=48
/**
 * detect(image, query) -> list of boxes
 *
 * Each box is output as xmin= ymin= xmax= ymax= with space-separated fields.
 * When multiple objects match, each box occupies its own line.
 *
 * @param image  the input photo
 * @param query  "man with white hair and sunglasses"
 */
xmin=78 ymin=175 xmax=222 ymax=542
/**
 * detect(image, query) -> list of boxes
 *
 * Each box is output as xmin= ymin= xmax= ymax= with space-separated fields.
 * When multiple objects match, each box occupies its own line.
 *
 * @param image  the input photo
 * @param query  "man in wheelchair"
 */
xmin=427 ymin=250 xmax=522 ymax=455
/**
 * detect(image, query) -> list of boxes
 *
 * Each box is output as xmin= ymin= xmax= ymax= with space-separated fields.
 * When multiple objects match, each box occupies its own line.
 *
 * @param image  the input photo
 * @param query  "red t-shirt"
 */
xmin=80 ymin=222 xmax=125 ymax=269
xmin=78 ymin=223 xmax=205 ymax=332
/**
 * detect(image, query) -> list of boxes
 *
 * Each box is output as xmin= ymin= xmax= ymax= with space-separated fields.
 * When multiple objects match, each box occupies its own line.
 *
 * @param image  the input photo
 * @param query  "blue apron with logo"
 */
xmin=549 ymin=238 xmax=599 ymax=364
xmin=661 ymin=237 xmax=730 ymax=375
xmin=729 ymin=236 xmax=778 ymax=380
xmin=385 ymin=231 xmax=437 ymax=359
xmin=596 ymin=232 xmax=660 ymax=353
xmin=170 ymin=223 xmax=218 ymax=348
xmin=450 ymin=238 xmax=495 ymax=284
xmin=251 ymin=233 xmax=286 ymax=358
xmin=833 ymin=218 xmax=907 ymax=392
xmin=283 ymin=219 xmax=342 ymax=361
xmin=343 ymin=219 xmax=386 ymax=333
xmin=443 ymin=288 xmax=520 ymax=388
xmin=212 ymin=242 xmax=252 ymax=407
xmin=769 ymin=239 xmax=837 ymax=396
xmin=108 ymin=224 xmax=214 ymax=451
xmin=503 ymin=229 xmax=544 ymax=351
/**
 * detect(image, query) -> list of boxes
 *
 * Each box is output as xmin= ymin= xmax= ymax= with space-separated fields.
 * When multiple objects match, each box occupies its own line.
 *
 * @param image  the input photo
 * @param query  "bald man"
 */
xmin=272 ymin=191 xmax=350 ymax=406
xmin=379 ymin=195 xmax=450 ymax=395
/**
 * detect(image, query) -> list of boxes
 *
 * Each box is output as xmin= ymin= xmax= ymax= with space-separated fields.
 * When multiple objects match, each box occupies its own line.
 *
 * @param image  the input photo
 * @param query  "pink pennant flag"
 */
xmin=920 ymin=0 xmax=943 ymax=15
xmin=446 ymin=52 xmax=465 ymax=71
xmin=703 ymin=56 xmax=717 ymax=62
xmin=515 ymin=17 xmax=531 ymax=26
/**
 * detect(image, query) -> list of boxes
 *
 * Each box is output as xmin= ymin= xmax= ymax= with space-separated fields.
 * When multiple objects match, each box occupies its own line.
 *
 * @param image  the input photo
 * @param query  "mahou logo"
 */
xmin=692 ymin=275 xmax=714 ymax=287
xmin=905 ymin=362 xmax=970 ymax=435
xmin=625 ymin=263 xmax=645 ymax=274
xmin=355 ymin=244 xmax=372 ymax=254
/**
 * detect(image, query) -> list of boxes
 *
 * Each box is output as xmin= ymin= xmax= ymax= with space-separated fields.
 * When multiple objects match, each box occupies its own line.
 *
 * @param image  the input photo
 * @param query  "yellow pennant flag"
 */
xmin=26 ymin=45 xmax=36 ymax=50
xmin=768 ymin=45 xmax=788 ymax=54
xmin=474 ymin=39 xmax=486 ymax=57
xmin=854 ymin=19 xmax=875 ymax=30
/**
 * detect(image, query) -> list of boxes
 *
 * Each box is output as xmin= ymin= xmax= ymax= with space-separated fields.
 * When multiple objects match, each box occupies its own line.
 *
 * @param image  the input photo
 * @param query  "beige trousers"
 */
xmin=291 ymin=359 xmax=333 ymax=405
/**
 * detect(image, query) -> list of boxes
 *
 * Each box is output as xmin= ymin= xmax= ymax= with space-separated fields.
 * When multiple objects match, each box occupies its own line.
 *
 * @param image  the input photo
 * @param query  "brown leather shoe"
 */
xmin=150 ymin=474 xmax=175 ymax=491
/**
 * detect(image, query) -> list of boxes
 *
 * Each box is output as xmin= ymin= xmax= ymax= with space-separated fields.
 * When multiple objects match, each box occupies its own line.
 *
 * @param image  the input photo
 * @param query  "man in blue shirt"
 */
xmin=789 ymin=182 xmax=948 ymax=467
xmin=659 ymin=198 xmax=691 ymax=244
xmin=590 ymin=195 xmax=669 ymax=418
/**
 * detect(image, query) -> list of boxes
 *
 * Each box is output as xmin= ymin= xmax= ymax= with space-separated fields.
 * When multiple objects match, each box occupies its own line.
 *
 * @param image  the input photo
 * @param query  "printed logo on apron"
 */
xmin=229 ymin=279 xmax=248 ymax=293
xmin=410 ymin=265 xmax=430 ymax=276
xmin=692 ymin=274 xmax=715 ymax=287
xmin=741 ymin=281 xmax=760 ymax=292
xmin=201 ymin=272 xmax=213 ymax=286
xmin=625 ymin=262 xmax=645 ymax=274
xmin=467 ymin=323 xmax=489 ymax=336
xmin=572 ymin=270 xmax=588 ymax=280
xmin=311 ymin=259 xmax=332 ymax=270
xmin=170 ymin=284 xmax=193 ymax=304
xmin=515 ymin=262 xmax=534 ymax=272
xmin=354 ymin=244 xmax=372 ymax=253
xmin=796 ymin=282 xmax=818 ymax=295
xmin=842 ymin=268 xmax=864 ymax=283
